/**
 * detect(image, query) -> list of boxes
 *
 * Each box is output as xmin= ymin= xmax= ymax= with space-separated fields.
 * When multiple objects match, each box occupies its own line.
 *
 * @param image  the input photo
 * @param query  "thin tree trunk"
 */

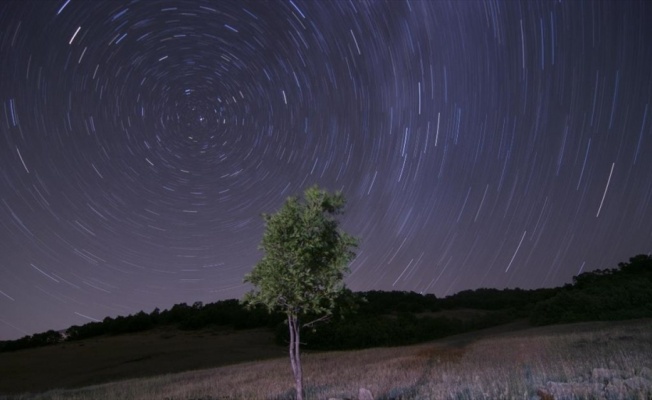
xmin=288 ymin=315 xmax=297 ymax=377
xmin=288 ymin=314 xmax=304 ymax=400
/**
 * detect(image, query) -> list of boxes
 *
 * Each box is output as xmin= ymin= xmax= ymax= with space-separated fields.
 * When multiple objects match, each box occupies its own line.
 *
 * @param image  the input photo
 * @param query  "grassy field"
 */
xmin=0 ymin=327 xmax=284 ymax=395
xmin=2 ymin=319 xmax=651 ymax=399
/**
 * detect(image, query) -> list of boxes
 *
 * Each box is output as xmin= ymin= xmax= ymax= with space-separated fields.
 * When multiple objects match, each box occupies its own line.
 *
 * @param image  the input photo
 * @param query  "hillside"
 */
xmin=2 ymin=319 xmax=650 ymax=399
xmin=0 ymin=327 xmax=283 ymax=395
xmin=1 ymin=254 xmax=650 ymax=397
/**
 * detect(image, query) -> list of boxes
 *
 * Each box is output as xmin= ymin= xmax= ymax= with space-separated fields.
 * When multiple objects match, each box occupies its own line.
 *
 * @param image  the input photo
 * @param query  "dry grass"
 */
xmin=3 ymin=319 xmax=651 ymax=400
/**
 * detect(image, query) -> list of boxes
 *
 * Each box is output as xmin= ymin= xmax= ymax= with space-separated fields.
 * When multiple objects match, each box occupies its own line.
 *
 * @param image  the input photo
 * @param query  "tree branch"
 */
xmin=302 ymin=314 xmax=332 ymax=329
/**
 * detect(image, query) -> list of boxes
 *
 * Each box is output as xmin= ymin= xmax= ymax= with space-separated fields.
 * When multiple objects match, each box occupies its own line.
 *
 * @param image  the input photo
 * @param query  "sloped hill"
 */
xmin=0 ymin=327 xmax=283 ymax=395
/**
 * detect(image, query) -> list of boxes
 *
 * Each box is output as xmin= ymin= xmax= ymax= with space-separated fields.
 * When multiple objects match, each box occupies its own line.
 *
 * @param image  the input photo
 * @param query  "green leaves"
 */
xmin=243 ymin=185 xmax=358 ymax=319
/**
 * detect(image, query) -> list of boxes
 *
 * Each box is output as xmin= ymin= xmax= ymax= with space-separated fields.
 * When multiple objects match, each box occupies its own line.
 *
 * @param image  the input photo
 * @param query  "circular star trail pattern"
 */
xmin=1 ymin=0 xmax=651 ymax=339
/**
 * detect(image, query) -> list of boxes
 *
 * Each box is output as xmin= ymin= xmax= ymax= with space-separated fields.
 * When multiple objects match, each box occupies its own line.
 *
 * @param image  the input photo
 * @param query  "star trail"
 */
xmin=1 ymin=0 xmax=651 ymax=340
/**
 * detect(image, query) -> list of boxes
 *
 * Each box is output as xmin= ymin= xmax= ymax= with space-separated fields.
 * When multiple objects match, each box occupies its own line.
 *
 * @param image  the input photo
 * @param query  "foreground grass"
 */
xmin=5 ymin=319 xmax=652 ymax=400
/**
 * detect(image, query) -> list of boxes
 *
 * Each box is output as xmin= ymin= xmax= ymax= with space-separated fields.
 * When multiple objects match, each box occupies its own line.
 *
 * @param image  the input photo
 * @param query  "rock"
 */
xmin=538 ymin=381 xmax=604 ymax=399
xmin=592 ymin=368 xmax=622 ymax=382
xmin=358 ymin=388 xmax=374 ymax=400
xmin=536 ymin=370 xmax=651 ymax=400
xmin=624 ymin=376 xmax=652 ymax=391
xmin=603 ymin=382 xmax=622 ymax=399
xmin=611 ymin=377 xmax=624 ymax=388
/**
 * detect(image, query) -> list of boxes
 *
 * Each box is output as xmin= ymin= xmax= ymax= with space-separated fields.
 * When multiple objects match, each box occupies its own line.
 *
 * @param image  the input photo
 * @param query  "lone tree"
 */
xmin=243 ymin=186 xmax=357 ymax=400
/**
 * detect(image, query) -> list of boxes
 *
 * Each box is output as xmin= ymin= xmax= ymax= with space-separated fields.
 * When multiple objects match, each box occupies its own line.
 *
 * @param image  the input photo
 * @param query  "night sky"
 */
xmin=1 ymin=0 xmax=651 ymax=340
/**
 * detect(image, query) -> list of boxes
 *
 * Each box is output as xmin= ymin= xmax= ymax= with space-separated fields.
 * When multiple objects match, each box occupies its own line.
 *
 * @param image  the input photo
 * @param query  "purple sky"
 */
xmin=1 ymin=0 xmax=651 ymax=340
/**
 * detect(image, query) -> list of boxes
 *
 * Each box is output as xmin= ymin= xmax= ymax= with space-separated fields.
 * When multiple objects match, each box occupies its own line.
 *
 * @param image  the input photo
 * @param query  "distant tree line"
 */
xmin=0 ymin=300 xmax=284 ymax=352
xmin=284 ymin=288 xmax=552 ymax=350
xmin=1 ymin=254 xmax=650 ymax=353
xmin=529 ymin=254 xmax=652 ymax=325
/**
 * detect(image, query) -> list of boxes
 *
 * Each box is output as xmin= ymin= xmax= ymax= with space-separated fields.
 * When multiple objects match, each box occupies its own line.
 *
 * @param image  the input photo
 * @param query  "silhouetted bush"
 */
xmin=286 ymin=313 xmax=470 ymax=351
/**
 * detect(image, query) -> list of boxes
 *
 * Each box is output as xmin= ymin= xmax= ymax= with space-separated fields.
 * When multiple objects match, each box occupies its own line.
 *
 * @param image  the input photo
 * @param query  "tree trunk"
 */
xmin=288 ymin=314 xmax=304 ymax=400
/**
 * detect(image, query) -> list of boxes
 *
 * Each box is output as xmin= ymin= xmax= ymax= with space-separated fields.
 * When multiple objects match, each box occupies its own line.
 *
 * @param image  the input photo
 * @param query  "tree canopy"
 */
xmin=243 ymin=185 xmax=357 ymax=318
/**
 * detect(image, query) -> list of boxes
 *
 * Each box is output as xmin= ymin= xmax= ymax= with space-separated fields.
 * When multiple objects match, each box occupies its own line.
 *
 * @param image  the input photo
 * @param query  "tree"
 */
xmin=243 ymin=186 xmax=357 ymax=400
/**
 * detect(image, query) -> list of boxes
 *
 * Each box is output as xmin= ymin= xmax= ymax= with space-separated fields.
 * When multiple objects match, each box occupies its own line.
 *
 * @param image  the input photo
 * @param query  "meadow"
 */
xmin=3 ymin=319 xmax=651 ymax=400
